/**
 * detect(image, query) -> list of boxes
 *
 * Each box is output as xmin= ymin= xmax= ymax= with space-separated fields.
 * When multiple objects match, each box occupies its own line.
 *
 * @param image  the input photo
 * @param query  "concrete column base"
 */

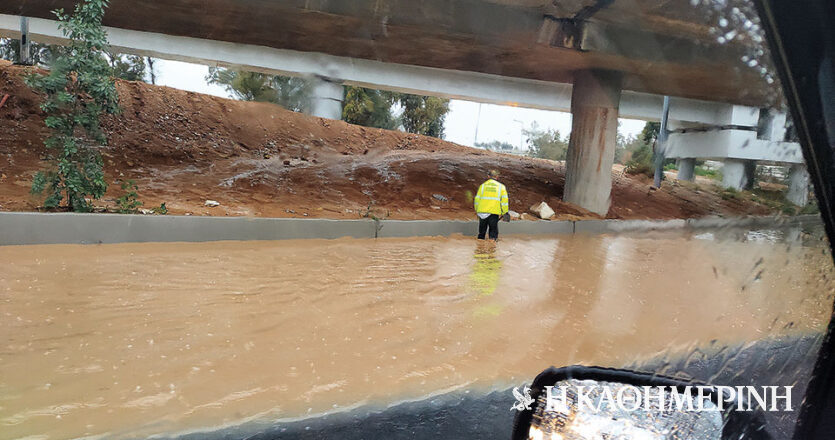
xmin=722 ymin=159 xmax=754 ymax=190
xmin=563 ymin=70 xmax=622 ymax=216
xmin=310 ymin=76 xmax=344 ymax=120
xmin=677 ymin=158 xmax=695 ymax=181
xmin=787 ymin=164 xmax=810 ymax=206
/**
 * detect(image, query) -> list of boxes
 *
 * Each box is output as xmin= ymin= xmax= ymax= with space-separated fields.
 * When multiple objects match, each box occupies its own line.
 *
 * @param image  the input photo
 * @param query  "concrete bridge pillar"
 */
xmin=18 ymin=17 xmax=31 ymax=65
xmin=787 ymin=164 xmax=810 ymax=206
xmin=676 ymin=158 xmax=696 ymax=181
xmin=722 ymin=159 xmax=755 ymax=190
xmin=310 ymin=76 xmax=344 ymax=120
xmin=563 ymin=70 xmax=622 ymax=216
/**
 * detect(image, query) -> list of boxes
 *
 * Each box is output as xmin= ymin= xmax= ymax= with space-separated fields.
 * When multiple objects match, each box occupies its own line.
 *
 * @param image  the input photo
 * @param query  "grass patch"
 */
xmin=749 ymin=188 xmax=819 ymax=215
xmin=720 ymin=187 xmax=740 ymax=200
xmin=799 ymin=201 xmax=820 ymax=215
xmin=695 ymin=166 xmax=721 ymax=180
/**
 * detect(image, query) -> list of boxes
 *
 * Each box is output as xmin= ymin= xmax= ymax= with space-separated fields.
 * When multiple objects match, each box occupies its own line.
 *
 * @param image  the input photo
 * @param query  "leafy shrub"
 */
xmin=26 ymin=0 xmax=119 ymax=212
xmin=695 ymin=166 xmax=720 ymax=179
xmin=524 ymin=124 xmax=568 ymax=161
xmin=116 ymin=180 xmax=142 ymax=213
xmin=720 ymin=187 xmax=740 ymax=200
xmin=152 ymin=202 xmax=168 ymax=215
xmin=798 ymin=201 xmax=819 ymax=215
xmin=625 ymin=144 xmax=654 ymax=177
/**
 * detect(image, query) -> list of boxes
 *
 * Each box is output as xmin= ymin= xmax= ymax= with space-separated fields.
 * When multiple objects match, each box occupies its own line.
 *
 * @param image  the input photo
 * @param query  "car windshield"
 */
xmin=0 ymin=1 xmax=831 ymax=439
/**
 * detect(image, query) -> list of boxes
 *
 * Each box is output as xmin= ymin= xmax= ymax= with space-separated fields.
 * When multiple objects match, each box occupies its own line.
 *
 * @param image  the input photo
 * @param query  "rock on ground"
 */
xmin=529 ymin=202 xmax=555 ymax=219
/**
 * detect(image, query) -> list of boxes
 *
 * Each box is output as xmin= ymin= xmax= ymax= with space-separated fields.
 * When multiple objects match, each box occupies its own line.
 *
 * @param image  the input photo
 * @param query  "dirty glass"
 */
xmin=0 ymin=0 xmax=832 ymax=439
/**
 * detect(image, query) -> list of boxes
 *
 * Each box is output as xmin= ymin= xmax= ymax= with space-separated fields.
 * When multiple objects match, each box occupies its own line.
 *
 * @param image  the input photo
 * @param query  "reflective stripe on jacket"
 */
xmin=474 ymin=179 xmax=509 ymax=215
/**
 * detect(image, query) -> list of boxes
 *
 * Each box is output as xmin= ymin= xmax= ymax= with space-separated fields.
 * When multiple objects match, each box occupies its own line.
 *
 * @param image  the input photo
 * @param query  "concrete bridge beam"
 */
xmin=563 ymin=70 xmax=622 ymax=216
xmin=0 ymin=14 xmax=785 ymax=123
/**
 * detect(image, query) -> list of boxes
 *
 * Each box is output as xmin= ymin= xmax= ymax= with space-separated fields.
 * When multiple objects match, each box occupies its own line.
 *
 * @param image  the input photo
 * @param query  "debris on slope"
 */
xmin=0 ymin=61 xmax=776 ymax=220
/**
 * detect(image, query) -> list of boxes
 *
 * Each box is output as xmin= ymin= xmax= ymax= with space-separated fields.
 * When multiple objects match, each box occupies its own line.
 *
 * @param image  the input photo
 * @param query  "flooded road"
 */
xmin=1 ymin=230 xmax=833 ymax=439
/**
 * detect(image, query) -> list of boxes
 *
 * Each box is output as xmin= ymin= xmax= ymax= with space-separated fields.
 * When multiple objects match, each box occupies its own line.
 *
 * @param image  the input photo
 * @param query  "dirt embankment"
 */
xmin=0 ymin=61 xmax=774 ymax=220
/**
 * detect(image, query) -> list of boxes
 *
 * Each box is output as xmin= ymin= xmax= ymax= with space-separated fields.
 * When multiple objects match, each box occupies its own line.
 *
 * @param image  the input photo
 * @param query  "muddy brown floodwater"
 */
xmin=1 ymin=231 xmax=833 ymax=439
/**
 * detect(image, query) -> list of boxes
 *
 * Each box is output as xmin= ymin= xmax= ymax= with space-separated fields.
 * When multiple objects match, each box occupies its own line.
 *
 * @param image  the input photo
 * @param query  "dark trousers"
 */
xmin=477 ymin=214 xmax=500 ymax=240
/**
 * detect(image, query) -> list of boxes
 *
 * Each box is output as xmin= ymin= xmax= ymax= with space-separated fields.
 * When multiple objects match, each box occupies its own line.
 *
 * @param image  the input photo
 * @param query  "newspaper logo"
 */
xmin=511 ymin=386 xmax=535 ymax=411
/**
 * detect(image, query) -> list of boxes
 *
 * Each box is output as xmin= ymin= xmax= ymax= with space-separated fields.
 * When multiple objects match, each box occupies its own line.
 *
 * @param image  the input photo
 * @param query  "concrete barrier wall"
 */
xmin=574 ymin=219 xmax=687 ymax=234
xmin=0 ymin=212 xmax=375 ymax=245
xmin=0 ymin=212 xmax=822 ymax=246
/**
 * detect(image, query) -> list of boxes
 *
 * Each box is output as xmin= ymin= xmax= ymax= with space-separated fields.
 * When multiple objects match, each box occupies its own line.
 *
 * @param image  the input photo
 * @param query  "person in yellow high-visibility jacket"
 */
xmin=473 ymin=169 xmax=509 ymax=240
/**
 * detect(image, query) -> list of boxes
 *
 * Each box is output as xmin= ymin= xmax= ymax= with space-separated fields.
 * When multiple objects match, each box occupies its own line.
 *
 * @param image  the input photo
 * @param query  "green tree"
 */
xmin=342 ymin=86 xmax=397 ymax=129
xmin=342 ymin=88 xmax=450 ymax=136
xmin=206 ymin=68 xmax=311 ymax=112
xmin=209 ymin=69 xmax=272 ymax=101
xmin=2 ymin=38 xmax=153 ymax=83
xmin=639 ymin=121 xmax=661 ymax=145
xmin=615 ymin=121 xmax=661 ymax=176
xmin=395 ymin=94 xmax=449 ymax=138
xmin=104 ymin=52 xmax=146 ymax=81
xmin=625 ymin=143 xmax=654 ymax=177
xmin=524 ymin=123 xmax=568 ymax=161
xmin=475 ymin=140 xmax=515 ymax=152
xmin=0 ymin=38 xmax=61 ymax=66
xmin=270 ymin=76 xmax=312 ymax=111
xmin=26 ymin=0 xmax=120 ymax=212
xmin=615 ymin=133 xmax=645 ymax=164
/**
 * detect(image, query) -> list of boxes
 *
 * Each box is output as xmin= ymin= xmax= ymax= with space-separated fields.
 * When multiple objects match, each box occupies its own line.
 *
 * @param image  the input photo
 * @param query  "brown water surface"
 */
xmin=1 ymin=232 xmax=832 ymax=439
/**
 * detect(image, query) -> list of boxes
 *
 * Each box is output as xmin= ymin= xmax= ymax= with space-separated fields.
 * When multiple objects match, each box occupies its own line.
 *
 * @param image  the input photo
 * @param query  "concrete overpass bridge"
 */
xmin=0 ymin=0 xmax=808 ymax=211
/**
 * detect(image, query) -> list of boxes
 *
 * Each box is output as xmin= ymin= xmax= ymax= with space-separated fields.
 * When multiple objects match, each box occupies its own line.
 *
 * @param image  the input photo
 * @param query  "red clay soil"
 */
xmin=0 ymin=61 xmax=774 ymax=221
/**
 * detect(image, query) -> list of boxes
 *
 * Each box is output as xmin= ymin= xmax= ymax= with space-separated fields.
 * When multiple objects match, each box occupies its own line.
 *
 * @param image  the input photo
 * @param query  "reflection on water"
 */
xmin=470 ymin=241 xmax=501 ymax=297
xmin=0 ymin=229 xmax=832 ymax=439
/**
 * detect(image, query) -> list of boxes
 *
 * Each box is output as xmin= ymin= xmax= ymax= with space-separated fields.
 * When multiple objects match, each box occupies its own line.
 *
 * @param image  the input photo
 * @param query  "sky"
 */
xmin=152 ymin=59 xmax=647 ymax=149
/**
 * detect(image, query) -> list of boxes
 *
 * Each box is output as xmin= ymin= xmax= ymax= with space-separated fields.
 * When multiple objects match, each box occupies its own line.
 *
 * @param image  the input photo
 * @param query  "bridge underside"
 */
xmin=0 ymin=0 xmax=769 ymax=106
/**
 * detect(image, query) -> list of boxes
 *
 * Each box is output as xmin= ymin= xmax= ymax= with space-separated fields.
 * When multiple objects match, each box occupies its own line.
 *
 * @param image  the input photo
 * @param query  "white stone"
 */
xmin=529 ymin=202 xmax=555 ymax=219
xmin=204 ymin=200 xmax=220 ymax=207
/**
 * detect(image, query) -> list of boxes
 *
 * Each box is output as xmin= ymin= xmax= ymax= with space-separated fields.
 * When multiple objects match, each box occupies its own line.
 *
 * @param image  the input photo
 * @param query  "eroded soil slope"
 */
xmin=0 ymin=61 xmax=774 ymax=220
